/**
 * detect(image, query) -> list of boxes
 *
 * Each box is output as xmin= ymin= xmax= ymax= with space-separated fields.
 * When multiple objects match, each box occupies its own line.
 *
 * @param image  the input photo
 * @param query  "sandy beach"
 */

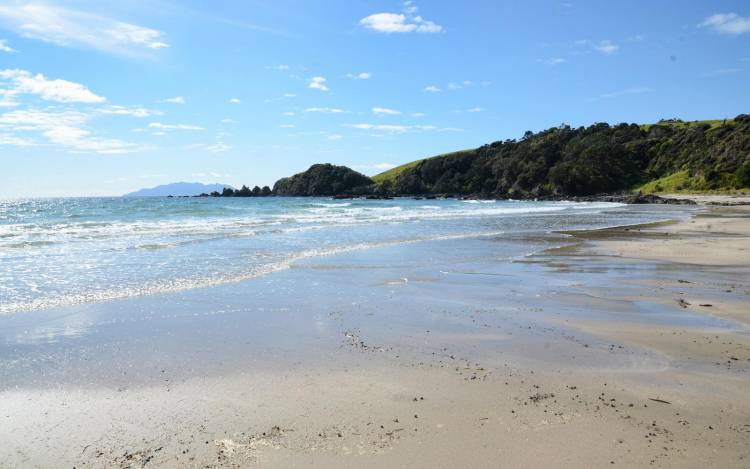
xmin=1 ymin=202 xmax=749 ymax=468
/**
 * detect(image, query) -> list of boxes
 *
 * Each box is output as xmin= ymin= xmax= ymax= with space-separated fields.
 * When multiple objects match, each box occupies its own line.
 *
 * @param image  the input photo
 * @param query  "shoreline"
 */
xmin=1 ymin=203 xmax=749 ymax=468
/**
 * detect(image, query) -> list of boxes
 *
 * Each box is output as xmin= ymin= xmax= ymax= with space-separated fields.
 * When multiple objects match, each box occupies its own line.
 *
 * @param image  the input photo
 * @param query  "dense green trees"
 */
xmin=380 ymin=114 xmax=750 ymax=197
xmin=272 ymin=163 xmax=373 ymax=196
xmin=218 ymin=115 xmax=749 ymax=199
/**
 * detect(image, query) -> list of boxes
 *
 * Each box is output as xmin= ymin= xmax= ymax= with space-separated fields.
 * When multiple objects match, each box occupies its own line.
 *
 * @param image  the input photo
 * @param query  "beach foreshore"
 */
xmin=1 ymin=203 xmax=749 ymax=468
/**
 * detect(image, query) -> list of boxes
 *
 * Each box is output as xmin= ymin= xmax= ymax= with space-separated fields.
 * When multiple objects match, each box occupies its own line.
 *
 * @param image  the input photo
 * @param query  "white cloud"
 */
xmin=162 ymin=96 xmax=185 ymax=104
xmin=185 ymin=142 xmax=231 ymax=153
xmin=592 ymin=87 xmax=653 ymax=100
xmin=412 ymin=112 xmax=426 ymax=117
xmin=264 ymin=93 xmax=296 ymax=103
xmin=345 ymin=123 xmax=445 ymax=134
xmin=0 ymin=39 xmax=16 ymax=53
xmin=229 ymin=98 xmax=241 ymax=104
xmin=43 ymin=125 xmax=141 ymax=154
xmin=0 ymin=69 xmax=105 ymax=103
xmin=626 ymin=34 xmax=646 ymax=42
xmin=0 ymin=109 xmax=88 ymax=127
xmin=99 ymin=106 xmax=162 ymax=118
xmin=148 ymin=122 xmax=204 ymax=131
xmin=466 ymin=107 xmax=483 ymax=113
xmin=372 ymin=107 xmax=401 ymax=115
xmin=282 ymin=111 xmax=295 ymax=116
xmin=0 ymin=3 xmax=169 ymax=55
xmin=268 ymin=64 xmax=290 ymax=70
xmin=326 ymin=134 xmax=343 ymax=140
xmin=347 ymin=72 xmax=372 ymax=80
xmin=304 ymin=107 xmax=346 ymax=113
xmin=544 ymin=57 xmax=566 ymax=66
xmin=204 ymin=142 xmax=231 ymax=153
xmin=576 ymin=39 xmax=619 ymax=55
xmin=0 ymin=109 xmax=143 ymax=153
xmin=700 ymin=13 xmax=750 ymax=35
xmin=308 ymin=76 xmax=329 ymax=91
xmin=422 ymin=85 xmax=441 ymax=92
xmin=347 ymin=123 xmax=409 ymax=133
xmin=360 ymin=6 xmax=443 ymax=34
xmin=593 ymin=40 xmax=619 ymax=55
xmin=220 ymin=118 xmax=236 ymax=123
xmin=280 ymin=124 xmax=295 ymax=128
xmin=0 ymin=132 xmax=35 ymax=146
xmin=577 ymin=39 xmax=619 ymax=55
xmin=702 ymin=68 xmax=742 ymax=77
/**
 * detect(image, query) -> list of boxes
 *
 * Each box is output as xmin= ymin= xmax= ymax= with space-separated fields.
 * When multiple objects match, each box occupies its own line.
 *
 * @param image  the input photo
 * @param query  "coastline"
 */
xmin=1 ymin=201 xmax=749 ymax=468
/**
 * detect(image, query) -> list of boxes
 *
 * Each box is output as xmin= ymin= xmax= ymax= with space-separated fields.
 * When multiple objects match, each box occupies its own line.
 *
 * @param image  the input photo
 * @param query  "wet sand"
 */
xmin=1 ymin=204 xmax=749 ymax=468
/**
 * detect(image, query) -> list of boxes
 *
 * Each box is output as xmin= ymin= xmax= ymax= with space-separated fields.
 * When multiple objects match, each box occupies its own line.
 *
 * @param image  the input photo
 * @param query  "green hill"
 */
xmin=369 ymin=114 xmax=750 ymax=197
xmin=272 ymin=115 xmax=750 ymax=198
xmin=273 ymin=163 xmax=373 ymax=196
xmin=371 ymin=149 xmax=474 ymax=184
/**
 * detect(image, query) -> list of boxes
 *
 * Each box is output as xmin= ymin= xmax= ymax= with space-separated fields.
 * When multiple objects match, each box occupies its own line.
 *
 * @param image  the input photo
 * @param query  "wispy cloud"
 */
xmin=308 ymin=76 xmax=329 ymax=91
xmin=590 ymin=87 xmax=652 ymax=101
xmin=228 ymin=98 xmax=241 ymax=104
xmin=0 ymin=39 xmax=16 ymax=53
xmin=99 ymin=106 xmax=162 ymax=118
xmin=0 ymin=69 xmax=105 ymax=103
xmin=702 ymin=68 xmax=742 ymax=77
xmin=162 ymin=96 xmax=185 ymax=104
xmin=452 ymin=107 xmax=483 ymax=114
xmin=304 ymin=107 xmax=346 ymax=113
xmin=542 ymin=57 xmax=566 ymax=66
xmin=0 ymin=3 xmax=169 ymax=56
xmin=185 ymin=142 xmax=231 ymax=153
xmin=345 ymin=123 xmax=458 ymax=134
xmin=700 ymin=13 xmax=750 ymax=35
xmin=0 ymin=109 xmax=144 ymax=154
xmin=626 ymin=34 xmax=646 ymax=43
xmin=346 ymin=72 xmax=372 ymax=80
xmin=577 ymin=39 xmax=619 ymax=55
xmin=149 ymin=122 xmax=204 ymax=131
xmin=264 ymin=93 xmax=296 ymax=103
xmin=267 ymin=64 xmax=290 ymax=71
xmin=422 ymin=85 xmax=441 ymax=93
xmin=360 ymin=1 xmax=443 ymax=34
xmin=372 ymin=107 xmax=401 ymax=116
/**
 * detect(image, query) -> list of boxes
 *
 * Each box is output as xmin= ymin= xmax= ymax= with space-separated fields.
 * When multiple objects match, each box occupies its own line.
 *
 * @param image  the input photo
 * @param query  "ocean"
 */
xmin=0 ymin=197 xmax=695 ymax=315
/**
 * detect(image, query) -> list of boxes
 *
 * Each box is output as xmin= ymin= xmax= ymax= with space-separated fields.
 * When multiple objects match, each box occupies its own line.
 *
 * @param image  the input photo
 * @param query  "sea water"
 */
xmin=0 ymin=197 xmax=695 ymax=315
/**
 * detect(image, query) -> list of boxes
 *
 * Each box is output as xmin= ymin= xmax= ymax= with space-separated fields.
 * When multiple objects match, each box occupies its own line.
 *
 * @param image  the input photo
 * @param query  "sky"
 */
xmin=0 ymin=0 xmax=749 ymax=197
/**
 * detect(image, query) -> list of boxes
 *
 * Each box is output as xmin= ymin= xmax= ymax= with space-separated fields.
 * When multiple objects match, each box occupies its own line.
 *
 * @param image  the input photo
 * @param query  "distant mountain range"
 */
xmin=124 ymin=182 xmax=235 ymax=197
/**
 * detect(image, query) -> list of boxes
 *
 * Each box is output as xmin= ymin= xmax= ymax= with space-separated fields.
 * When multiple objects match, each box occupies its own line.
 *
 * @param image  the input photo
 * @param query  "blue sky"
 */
xmin=0 ymin=0 xmax=748 ymax=197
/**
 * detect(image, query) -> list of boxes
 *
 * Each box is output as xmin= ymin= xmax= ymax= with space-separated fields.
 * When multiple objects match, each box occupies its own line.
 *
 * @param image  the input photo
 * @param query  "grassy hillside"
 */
xmin=366 ymin=115 xmax=750 ymax=197
xmin=639 ymin=118 xmax=733 ymax=132
xmin=637 ymin=170 xmax=750 ymax=194
xmin=371 ymin=149 xmax=474 ymax=184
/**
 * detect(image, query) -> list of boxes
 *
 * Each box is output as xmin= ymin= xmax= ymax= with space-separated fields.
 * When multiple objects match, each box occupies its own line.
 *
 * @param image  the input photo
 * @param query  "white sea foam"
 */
xmin=0 ymin=198 xmax=647 ymax=315
xmin=0 ymin=230 xmax=505 ymax=315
